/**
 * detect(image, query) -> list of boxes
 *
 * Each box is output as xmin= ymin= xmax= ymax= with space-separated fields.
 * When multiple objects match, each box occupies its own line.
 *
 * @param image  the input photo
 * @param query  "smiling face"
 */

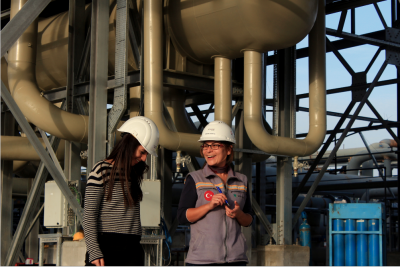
xmin=132 ymin=145 xmax=148 ymax=166
xmin=202 ymin=141 xmax=232 ymax=167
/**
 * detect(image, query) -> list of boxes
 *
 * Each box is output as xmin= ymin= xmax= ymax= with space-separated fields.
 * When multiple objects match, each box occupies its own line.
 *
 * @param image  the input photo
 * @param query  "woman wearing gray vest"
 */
xmin=178 ymin=121 xmax=253 ymax=266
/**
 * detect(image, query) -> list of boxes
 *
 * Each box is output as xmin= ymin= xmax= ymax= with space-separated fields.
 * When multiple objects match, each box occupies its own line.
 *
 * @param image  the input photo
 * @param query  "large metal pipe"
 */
xmin=361 ymin=188 xmax=398 ymax=201
xmin=144 ymin=0 xmax=200 ymax=156
xmin=7 ymin=0 xmax=89 ymax=143
xmin=347 ymin=148 xmax=397 ymax=175
xmin=1 ymin=136 xmax=65 ymax=161
xmin=164 ymin=87 xmax=199 ymax=134
xmin=214 ymin=57 xmax=232 ymax=126
xmin=243 ymin=0 xmax=326 ymax=157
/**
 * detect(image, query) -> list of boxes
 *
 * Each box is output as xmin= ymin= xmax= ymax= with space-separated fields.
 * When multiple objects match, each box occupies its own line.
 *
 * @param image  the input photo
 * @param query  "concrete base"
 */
xmin=257 ymin=245 xmax=310 ymax=266
xmin=61 ymin=240 xmax=86 ymax=266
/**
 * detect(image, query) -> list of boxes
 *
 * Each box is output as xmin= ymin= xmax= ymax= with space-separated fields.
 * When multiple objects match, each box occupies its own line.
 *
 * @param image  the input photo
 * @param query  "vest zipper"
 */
xmin=216 ymin=176 xmax=231 ymax=263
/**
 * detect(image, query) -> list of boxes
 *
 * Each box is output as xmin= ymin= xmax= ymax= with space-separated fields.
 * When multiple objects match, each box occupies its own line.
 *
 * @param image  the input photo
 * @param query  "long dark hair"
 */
xmin=103 ymin=133 xmax=149 ymax=207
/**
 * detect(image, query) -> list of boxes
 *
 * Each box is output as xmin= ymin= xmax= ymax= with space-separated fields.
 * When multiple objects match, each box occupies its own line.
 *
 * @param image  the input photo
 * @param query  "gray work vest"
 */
xmin=185 ymin=164 xmax=250 ymax=265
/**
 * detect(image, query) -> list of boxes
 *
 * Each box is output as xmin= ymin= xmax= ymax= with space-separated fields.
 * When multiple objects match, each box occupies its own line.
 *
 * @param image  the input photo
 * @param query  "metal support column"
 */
xmin=159 ymin=147 xmax=173 ymax=227
xmin=107 ymin=0 xmax=129 ymax=154
xmin=65 ymin=0 xmax=85 ymax=235
xmin=255 ymin=161 xmax=266 ymax=245
xmin=235 ymin=109 xmax=253 ymax=261
xmin=1 ymin=111 xmax=15 ymax=265
xmin=88 ymin=0 xmax=109 ymax=172
xmin=25 ymin=179 xmax=40 ymax=262
xmin=275 ymin=47 xmax=295 ymax=245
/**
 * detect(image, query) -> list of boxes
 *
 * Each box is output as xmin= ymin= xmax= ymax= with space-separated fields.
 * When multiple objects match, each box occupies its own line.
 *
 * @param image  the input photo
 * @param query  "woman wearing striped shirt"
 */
xmin=83 ymin=117 xmax=159 ymax=266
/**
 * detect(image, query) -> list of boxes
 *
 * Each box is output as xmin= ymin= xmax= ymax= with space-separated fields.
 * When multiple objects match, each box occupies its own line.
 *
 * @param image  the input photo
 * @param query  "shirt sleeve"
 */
xmin=177 ymin=175 xmax=198 ymax=225
xmin=242 ymin=185 xmax=254 ymax=227
xmin=83 ymin=162 xmax=105 ymax=263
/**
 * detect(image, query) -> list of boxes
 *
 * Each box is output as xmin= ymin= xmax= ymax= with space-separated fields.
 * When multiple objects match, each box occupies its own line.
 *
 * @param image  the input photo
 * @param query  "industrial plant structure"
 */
xmin=1 ymin=0 xmax=399 ymax=265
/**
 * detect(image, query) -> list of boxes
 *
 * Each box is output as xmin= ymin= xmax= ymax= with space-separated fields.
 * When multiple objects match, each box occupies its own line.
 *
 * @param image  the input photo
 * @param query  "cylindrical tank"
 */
xmin=344 ymin=219 xmax=356 ymax=266
xmin=368 ymin=219 xmax=379 ymax=266
xmin=299 ymin=212 xmax=311 ymax=265
xmin=333 ymin=219 xmax=344 ymax=266
xmin=356 ymin=219 xmax=368 ymax=266
xmin=300 ymin=212 xmax=311 ymax=247
xmin=36 ymin=3 xmax=138 ymax=91
xmin=166 ymin=0 xmax=318 ymax=64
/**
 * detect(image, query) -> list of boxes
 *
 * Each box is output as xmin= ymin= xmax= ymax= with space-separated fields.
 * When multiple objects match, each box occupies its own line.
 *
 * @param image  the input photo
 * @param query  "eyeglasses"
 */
xmin=201 ymin=143 xmax=224 ymax=150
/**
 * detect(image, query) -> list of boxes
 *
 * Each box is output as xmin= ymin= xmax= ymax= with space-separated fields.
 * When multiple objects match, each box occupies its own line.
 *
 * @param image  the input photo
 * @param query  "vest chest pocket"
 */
xmin=227 ymin=187 xmax=247 ymax=210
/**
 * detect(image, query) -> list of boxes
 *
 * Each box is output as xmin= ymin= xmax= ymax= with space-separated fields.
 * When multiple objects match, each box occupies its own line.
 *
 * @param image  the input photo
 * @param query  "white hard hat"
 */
xmin=117 ymin=116 xmax=160 ymax=157
xmin=198 ymin=121 xmax=236 ymax=144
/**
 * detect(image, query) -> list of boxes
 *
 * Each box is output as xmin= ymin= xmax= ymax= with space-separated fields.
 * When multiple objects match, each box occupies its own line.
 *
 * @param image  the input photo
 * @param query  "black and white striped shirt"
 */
xmin=83 ymin=161 xmax=142 ymax=263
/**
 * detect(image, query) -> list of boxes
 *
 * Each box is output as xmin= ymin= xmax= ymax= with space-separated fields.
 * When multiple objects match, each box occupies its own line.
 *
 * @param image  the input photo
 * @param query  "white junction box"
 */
xmin=140 ymin=179 xmax=161 ymax=227
xmin=44 ymin=181 xmax=65 ymax=228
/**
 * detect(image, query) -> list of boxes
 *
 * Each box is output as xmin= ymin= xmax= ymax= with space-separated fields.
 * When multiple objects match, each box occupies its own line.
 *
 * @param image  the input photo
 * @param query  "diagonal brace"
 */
xmin=1 ymin=81 xmax=83 ymax=222
xmin=1 ymin=0 xmax=52 ymax=57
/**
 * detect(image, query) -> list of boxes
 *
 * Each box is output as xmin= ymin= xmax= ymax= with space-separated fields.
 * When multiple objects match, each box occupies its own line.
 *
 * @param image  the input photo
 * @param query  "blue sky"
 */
xmin=190 ymin=1 xmax=397 ymax=153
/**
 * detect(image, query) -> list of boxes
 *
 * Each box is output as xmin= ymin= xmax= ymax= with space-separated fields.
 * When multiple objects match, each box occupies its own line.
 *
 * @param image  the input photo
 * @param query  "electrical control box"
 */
xmin=140 ymin=179 xmax=161 ymax=227
xmin=44 ymin=181 xmax=65 ymax=228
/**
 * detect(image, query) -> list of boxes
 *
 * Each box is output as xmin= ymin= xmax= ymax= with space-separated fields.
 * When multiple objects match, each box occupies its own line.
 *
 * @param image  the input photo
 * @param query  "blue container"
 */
xmin=300 ymin=215 xmax=311 ymax=248
xmin=344 ymin=219 xmax=356 ymax=266
xmin=368 ymin=219 xmax=379 ymax=266
xmin=357 ymin=219 xmax=368 ymax=266
xmin=329 ymin=203 xmax=385 ymax=266
xmin=333 ymin=219 xmax=345 ymax=266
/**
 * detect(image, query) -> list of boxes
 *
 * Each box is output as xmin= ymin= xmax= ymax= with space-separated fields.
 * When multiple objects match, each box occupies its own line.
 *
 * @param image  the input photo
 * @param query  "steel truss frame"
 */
xmin=1 ymin=0 xmax=400 ymax=262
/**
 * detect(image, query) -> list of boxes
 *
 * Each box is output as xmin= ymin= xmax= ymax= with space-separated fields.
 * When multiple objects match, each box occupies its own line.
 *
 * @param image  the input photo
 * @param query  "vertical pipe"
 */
xmin=333 ymin=219 xmax=344 ymax=266
xmin=214 ymin=56 xmax=232 ymax=126
xmin=368 ymin=219 xmax=379 ymax=266
xmin=384 ymin=159 xmax=392 ymax=177
xmin=345 ymin=219 xmax=356 ymax=266
xmin=357 ymin=219 xmax=368 ymax=266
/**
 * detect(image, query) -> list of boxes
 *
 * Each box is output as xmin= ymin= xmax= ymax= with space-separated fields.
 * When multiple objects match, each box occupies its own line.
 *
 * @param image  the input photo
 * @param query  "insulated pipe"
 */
xmin=214 ymin=57 xmax=232 ymax=126
xmin=144 ymin=0 xmax=200 ymax=156
xmin=7 ymin=0 xmax=89 ymax=143
xmin=361 ymin=160 xmax=374 ymax=177
xmin=243 ymin=0 xmax=326 ymax=157
xmin=361 ymin=188 xmax=398 ymax=201
xmin=129 ymin=86 xmax=141 ymax=118
xmin=164 ymin=87 xmax=199 ymax=134
xmin=1 ymin=136 xmax=65 ymax=161
xmin=347 ymin=149 xmax=397 ymax=175
xmin=13 ymin=161 xmax=28 ymax=172
xmin=384 ymin=158 xmax=392 ymax=177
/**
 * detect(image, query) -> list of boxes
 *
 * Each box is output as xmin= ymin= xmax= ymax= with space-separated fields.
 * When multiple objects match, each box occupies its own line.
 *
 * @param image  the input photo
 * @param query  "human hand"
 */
xmin=225 ymin=201 xmax=242 ymax=219
xmin=208 ymin=193 xmax=227 ymax=210
xmin=92 ymin=258 xmax=105 ymax=266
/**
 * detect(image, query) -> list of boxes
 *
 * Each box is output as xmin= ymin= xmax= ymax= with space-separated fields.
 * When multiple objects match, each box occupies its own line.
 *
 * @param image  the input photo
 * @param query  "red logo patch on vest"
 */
xmin=204 ymin=190 xmax=214 ymax=201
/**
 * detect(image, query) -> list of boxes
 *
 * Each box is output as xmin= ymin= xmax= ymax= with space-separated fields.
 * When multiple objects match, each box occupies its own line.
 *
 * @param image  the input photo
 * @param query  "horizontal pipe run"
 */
xmin=1 ymin=136 xmax=65 ymax=161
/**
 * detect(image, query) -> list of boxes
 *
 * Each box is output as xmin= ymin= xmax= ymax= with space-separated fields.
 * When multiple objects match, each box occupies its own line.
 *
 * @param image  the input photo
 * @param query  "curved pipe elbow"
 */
xmin=243 ymin=0 xmax=326 ymax=157
xmin=7 ymin=0 xmax=89 ymax=144
xmin=145 ymin=110 xmax=201 ymax=156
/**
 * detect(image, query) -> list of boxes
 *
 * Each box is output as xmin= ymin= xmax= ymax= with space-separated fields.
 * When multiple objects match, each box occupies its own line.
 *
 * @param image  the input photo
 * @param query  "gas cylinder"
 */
xmin=300 ymin=212 xmax=311 ymax=265
xmin=300 ymin=212 xmax=311 ymax=247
